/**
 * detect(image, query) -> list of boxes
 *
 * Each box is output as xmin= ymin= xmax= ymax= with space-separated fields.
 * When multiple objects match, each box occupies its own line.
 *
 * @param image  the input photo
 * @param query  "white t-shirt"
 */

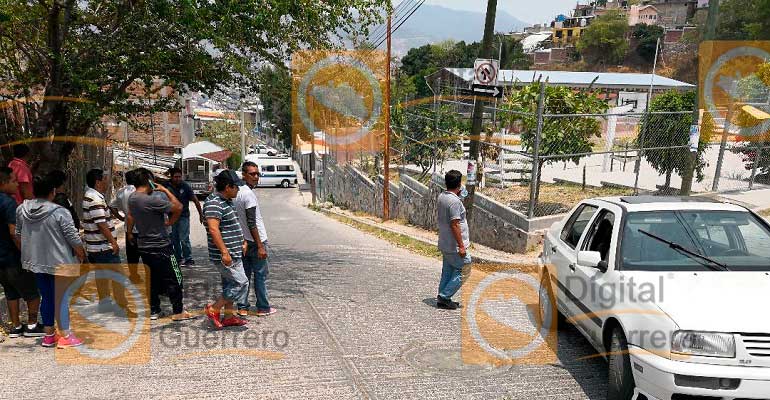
xmin=234 ymin=184 xmax=268 ymax=243
xmin=111 ymin=185 xmax=137 ymax=233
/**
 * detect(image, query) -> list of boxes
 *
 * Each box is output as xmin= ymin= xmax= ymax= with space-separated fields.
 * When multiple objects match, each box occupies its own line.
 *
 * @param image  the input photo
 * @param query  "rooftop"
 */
xmin=438 ymin=68 xmax=695 ymax=90
xmin=596 ymin=196 xmax=748 ymax=212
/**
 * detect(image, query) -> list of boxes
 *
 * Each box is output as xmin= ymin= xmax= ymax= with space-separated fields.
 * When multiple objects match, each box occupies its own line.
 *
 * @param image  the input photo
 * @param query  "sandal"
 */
xmin=171 ymin=311 xmax=198 ymax=322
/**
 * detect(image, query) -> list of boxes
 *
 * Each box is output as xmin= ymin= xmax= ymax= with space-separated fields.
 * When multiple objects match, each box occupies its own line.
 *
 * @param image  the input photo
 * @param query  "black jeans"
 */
xmin=126 ymin=233 xmax=140 ymax=266
xmin=138 ymin=245 xmax=183 ymax=314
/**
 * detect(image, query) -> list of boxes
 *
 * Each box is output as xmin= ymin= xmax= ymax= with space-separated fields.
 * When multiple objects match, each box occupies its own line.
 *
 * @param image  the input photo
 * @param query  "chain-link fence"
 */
xmin=308 ymin=80 xmax=770 ymax=220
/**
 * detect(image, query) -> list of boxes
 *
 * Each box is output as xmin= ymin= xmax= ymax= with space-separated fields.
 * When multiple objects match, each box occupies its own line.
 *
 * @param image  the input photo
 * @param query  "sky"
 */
xmin=394 ymin=0 xmax=579 ymax=25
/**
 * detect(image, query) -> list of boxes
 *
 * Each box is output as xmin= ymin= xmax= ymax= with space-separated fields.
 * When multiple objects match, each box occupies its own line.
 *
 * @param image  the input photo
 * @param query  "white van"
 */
xmin=245 ymin=154 xmax=298 ymax=188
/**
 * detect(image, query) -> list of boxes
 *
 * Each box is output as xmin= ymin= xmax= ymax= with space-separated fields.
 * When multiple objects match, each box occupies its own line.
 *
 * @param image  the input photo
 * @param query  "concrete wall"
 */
xmin=320 ymin=164 xmax=550 ymax=254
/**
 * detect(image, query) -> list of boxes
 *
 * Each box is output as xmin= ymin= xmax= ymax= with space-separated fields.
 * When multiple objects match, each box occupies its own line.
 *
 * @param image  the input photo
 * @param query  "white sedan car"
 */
xmin=539 ymin=196 xmax=770 ymax=400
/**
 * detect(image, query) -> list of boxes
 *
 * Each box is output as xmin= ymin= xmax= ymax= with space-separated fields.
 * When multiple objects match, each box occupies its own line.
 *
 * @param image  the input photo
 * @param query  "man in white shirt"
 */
xmin=234 ymin=161 xmax=275 ymax=317
xmin=109 ymin=170 xmax=140 ymax=281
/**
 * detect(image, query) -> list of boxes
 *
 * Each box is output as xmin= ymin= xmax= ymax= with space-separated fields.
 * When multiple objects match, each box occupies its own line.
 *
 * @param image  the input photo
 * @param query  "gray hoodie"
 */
xmin=16 ymin=199 xmax=83 ymax=276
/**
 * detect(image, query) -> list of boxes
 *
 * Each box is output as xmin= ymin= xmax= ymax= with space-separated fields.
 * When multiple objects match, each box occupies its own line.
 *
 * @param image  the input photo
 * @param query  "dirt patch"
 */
xmin=481 ymin=183 xmax=633 ymax=216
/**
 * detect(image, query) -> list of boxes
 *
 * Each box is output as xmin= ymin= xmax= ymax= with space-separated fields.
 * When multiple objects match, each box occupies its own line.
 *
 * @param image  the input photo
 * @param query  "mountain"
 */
xmin=390 ymin=4 xmax=530 ymax=54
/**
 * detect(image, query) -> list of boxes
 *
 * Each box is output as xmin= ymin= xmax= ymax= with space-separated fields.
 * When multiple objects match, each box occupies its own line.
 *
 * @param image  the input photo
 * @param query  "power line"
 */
xmin=373 ymin=0 xmax=425 ymax=49
xmin=365 ymin=0 xmax=414 ymax=46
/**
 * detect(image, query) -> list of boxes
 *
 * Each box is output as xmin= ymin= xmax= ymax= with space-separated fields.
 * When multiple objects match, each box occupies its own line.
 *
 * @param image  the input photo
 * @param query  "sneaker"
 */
xmin=237 ymin=309 xmax=249 ymax=317
xmin=205 ymin=304 xmax=222 ymax=330
xmin=57 ymin=333 xmax=84 ymax=348
xmin=255 ymin=307 xmax=277 ymax=317
xmin=97 ymin=298 xmax=119 ymax=314
xmin=221 ymin=315 xmax=248 ymax=327
xmin=8 ymin=325 xmax=23 ymax=338
xmin=23 ymin=323 xmax=46 ymax=337
xmin=437 ymin=296 xmax=458 ymax=310
xmin=183 ymin=259 xmax=195 ymax=267
xmin=150 ymin=312 xmax=162 ymax=321
xmin=41 ymin=333 xmax=60 ymax=348
xmin=114 ymin=306 xmax=138 ymax=319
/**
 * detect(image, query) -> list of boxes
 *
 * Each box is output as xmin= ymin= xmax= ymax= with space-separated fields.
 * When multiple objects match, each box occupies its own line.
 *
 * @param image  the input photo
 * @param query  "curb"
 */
xmin=314 ymin=207 xmax=522 ymax=265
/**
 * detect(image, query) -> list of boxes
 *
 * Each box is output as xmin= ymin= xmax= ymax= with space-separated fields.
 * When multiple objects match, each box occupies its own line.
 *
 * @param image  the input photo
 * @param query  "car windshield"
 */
xmin=620 ymin=210 xmax=770 ymax=272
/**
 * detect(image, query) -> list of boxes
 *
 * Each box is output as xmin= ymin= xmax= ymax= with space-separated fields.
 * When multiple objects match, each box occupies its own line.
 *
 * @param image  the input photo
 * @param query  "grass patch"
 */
xmin=482 ymin=182 xmax=633 ymax=216
xmin=311 ymin=206 xmax=442 ymax=259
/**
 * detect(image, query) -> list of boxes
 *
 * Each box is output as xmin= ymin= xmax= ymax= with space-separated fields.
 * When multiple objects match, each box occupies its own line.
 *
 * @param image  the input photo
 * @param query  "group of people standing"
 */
xmin=0 ymin=143 xmax=275 ymax=347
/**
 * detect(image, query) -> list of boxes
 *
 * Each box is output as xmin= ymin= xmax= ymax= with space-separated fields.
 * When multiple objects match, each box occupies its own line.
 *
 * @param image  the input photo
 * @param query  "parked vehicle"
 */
xmin=539 ymin=196 xmax=770 ymax=400
xmin=179 ymin=156 xmax=215 ymax=196
xmin=249 ymin=144 xmax=277 ymax=156
xmin=245 ymin=154 xmax=298 ymax=188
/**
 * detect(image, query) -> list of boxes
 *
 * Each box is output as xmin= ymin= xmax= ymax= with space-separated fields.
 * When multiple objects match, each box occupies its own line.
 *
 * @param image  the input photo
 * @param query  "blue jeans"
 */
xmin=35 ymin=273 xmax=77 ymax=330
xmin=238 ymin=240 xmax=270 ymax=311
xmin=438 ymin=252 xmax=472 ymax=300
xmin=219 ymin=259 xmax=248 ymax=302
xmin=171 ymin=215 xmax=193 ymax=263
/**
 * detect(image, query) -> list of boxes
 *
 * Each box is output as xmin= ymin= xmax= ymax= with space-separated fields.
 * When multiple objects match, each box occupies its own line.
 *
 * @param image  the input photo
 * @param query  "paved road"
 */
xmin=1 ymin=186 xmax=607 ymax=399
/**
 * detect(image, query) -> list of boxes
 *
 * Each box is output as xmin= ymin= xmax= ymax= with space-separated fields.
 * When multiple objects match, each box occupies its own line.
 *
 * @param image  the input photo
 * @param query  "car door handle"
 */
xmin=569 ymin=264 xmax=576 ymax=272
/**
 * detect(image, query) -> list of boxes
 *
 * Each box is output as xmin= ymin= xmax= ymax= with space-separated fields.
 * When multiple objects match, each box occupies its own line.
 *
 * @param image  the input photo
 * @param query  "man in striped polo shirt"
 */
xmin=82 ymin=168 xmax=130 ymax=314
xmin=203 ymin=170 xmax=248 ymax=329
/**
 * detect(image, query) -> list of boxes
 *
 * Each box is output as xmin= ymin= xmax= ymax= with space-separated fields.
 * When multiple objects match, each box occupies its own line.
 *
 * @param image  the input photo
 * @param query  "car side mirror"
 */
xmin=577 ymin=251 xmax=608 ymax=272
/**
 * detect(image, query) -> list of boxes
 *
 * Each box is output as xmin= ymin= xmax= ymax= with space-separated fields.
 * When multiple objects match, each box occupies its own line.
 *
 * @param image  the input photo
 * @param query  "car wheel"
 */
xmin=607 ymin=327 xmax=636 ymax=400
xmin=281 ymin=179 xmax=290 ymax=188
xmin=538 ymin=273 xmax=565 ymax=330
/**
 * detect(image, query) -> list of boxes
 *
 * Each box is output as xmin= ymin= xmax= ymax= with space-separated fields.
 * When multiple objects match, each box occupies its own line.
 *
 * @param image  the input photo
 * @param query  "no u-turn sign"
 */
xmin=474 ymin=59 xmax=499 ymax=86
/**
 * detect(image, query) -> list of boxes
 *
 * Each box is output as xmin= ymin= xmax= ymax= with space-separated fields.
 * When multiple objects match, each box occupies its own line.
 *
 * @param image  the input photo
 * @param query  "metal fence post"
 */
xmin=527 ymin=81 xmax=546 ymax=219
xmin=711 ymin=104 xmax=733 ymax=192
xmin=749 ymin=144 xmax=762 ymax=190
xmin=633 ymin=114 xmax=647 ymax=195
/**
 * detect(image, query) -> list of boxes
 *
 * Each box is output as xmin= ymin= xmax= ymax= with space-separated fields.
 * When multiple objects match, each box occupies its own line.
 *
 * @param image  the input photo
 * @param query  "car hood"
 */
xmin=623 ymin=271 xmax=770 ymax=333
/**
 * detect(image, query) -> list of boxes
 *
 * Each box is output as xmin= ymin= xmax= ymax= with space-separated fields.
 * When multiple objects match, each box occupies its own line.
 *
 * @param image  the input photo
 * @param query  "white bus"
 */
xmin=245 ymin=154 xmax=298 ymax=188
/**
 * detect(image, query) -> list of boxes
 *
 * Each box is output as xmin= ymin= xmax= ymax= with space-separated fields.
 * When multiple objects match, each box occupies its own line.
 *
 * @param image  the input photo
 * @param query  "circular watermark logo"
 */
xmin=59 ymin=268 xmax=148 ymax=363
xmin=703 ymin=44 xmax=770 ymax=139
xmin=462 ymin=264 xmax=557 ymax=365
xmin=295 ymin=53 xmax=383 ymax=146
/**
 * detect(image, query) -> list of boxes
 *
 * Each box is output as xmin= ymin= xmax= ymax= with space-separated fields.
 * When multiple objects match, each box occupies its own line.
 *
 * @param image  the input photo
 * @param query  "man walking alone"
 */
xmin=436 ymin=170 xmax=471 ymax=310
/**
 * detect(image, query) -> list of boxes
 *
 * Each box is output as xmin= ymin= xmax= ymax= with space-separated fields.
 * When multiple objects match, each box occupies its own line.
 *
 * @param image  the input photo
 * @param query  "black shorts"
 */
xmin=0 ymin=262 xmax=40 ymax=301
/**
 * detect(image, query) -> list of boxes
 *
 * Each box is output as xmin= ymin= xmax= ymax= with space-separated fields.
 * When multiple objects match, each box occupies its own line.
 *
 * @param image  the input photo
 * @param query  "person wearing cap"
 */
xmin=203 ymin=170 xmax=249 ymax=329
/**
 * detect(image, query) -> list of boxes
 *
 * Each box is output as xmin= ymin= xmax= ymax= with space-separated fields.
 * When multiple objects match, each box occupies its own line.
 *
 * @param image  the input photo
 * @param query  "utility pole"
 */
xmin=681 ymin=0 xmax=719 ymax=195
xmin=383 ymin=13 xmax=392 ymax=220
xmin=240 ymin=104 xmax=246 ymax=164
xmin=464 ymin=0 xmax=498 ymax=219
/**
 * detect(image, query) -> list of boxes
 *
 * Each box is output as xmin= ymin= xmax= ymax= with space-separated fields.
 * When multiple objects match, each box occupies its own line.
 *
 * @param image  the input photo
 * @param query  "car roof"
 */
xmin=593 ymin=196 xmax=749 ymax=212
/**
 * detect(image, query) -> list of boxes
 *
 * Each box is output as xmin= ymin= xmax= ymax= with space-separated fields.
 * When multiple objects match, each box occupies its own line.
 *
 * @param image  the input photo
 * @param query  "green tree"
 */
xmin=632 ymin=23 xmax=664 ymax=64
xmin=198 ymin=121 xmax=247 ymax=169
xmin=637 ymin=90 xmax=714 ymax=189
xmin=501 ymin=83 xmax=609 ymax=165
xmin=391 ymin=104 xmax=464 ymax=180
xmin=576 ymin=11 xmax=630 ymax=66
xmin=256 ymin=65 xmax=292 ymax=148
xmin=714 ymin=0 xmax=770 ymax=40
xmin=0 ymin=0 xmax=388 ymax=172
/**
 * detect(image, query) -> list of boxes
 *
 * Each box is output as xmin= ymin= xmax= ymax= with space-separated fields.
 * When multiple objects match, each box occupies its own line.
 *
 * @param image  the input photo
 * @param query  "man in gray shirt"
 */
xmin=436 ymin=170 xmax=471 ymax=310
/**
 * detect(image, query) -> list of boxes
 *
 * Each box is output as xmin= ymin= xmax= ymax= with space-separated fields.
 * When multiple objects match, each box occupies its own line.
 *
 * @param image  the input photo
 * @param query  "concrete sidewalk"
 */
xmin=315 ymin=205 xmax=540 ymax=266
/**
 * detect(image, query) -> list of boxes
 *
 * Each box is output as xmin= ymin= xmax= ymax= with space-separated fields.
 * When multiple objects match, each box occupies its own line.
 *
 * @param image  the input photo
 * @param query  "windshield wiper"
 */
xmin=637 ymin=229 xmax=730 ymax=272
